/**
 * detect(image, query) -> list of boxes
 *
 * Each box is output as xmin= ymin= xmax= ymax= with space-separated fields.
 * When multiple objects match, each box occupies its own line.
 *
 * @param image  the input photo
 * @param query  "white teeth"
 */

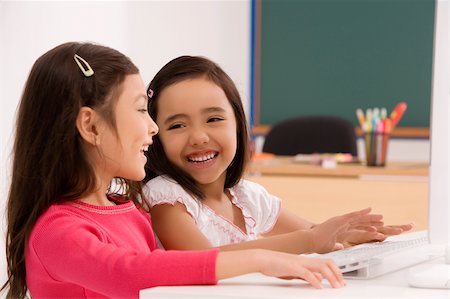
xmin=142 ymin=145 xmax=149 ymax=152
xmin=188 ymin=153 xmax=216 ymax=162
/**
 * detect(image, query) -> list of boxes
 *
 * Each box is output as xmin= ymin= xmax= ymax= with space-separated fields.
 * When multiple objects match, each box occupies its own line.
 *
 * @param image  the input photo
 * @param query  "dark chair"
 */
xmin=262 ymin=115 xmax=358 ymax=156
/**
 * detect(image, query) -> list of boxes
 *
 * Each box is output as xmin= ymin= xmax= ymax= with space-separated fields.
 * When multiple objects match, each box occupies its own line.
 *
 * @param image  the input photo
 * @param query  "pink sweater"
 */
xmin=26 ymin=199 xmax=219 ymax=298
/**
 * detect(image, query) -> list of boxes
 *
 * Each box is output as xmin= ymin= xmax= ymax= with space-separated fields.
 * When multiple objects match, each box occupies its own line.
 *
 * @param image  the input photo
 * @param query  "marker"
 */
xmin=376 ymin=119 xmax=384 ymax=134
xmin=390 ymin=102 xmax=407 ymax=128
xmin=384 ymin=118 xmax=392 ymax=134
xmin=356 ymin=108 xmax=365 ymax=128
xmin=372 ymin=107 xmax=380 ymax=123
xmin=366 ymin=108 xmax=372 ymax=132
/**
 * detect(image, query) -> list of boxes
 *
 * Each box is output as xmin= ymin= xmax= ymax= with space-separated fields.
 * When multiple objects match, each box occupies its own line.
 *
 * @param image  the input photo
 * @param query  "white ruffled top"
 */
xmin=144 ymin=176 xmax=281 ymax=247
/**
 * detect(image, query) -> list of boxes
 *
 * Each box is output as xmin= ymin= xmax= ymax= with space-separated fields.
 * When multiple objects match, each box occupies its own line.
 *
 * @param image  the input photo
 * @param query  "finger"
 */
xmin=341 ymin=222 xmax=383 ymax=235
xmin=319 ymin=260 xmax=344 ymax=288
xmin=333 ymin=242 xmax=345 ymax=251
xmin=349 ymin=218 xmax=384 ymax=229
xmin=350 ymin=214 xmax=383 ymax=225
xmin=331 ymin=214 xmax=382 ymax=235
xmin=314 ymin=272 xmax=323 ymax=281
xmin=341 ymin=207 xmax=372 ymax=219
xmin=356 ymin=231 xmax=387 ymax=241
xmin=377 ymin=226 xmax=404 ymax=235
xmin=339 ymin=212 xmax=382 ymax=229
xmin=339 ymin=231 xmax=386 ymax=246
xmin=333 ymin=209 xmax=370 ymax=225
xmin=278 ymin=276 xmax=296 ymax=280
xmin=363 ymin=214 xmax=383 ymax=221
xmin=401 ymin=223 xmax=414 ymax=231
xmin=301 ymin=268 xmax=323 ymax=289
xmin=327 ymin=259 xmax=346 ymax=287
xmin=356 ymin=224 xmax=384 ymax=231
xmin=351 ymin=221 xmax=384 ymax=230
xmin=405 ymin=223 xmax=415 ymax=230
xmin=364 ymin=232 xmax=387 ymax=242
xmin=377 ymin=224 xmax=412 ymax=236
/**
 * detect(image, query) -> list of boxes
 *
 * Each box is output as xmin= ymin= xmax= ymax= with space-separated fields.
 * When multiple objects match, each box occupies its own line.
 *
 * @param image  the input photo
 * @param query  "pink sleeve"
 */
xmin=28 ymin=214 xmax=219 ymax=298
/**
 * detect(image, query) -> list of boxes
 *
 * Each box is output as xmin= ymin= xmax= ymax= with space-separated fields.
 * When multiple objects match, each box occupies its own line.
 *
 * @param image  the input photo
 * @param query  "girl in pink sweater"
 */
xmin=2 ymin=42 xmax=365 ymax=299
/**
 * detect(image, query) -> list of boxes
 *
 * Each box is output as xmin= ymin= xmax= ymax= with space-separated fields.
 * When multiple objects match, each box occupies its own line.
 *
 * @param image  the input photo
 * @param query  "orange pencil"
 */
xmin=390 ymin=102 xmax=407 ymax=128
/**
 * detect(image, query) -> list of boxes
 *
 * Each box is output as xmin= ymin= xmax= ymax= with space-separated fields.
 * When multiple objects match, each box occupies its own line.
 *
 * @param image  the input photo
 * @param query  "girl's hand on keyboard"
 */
xmin=309 ymin=208 xmax=383 ymax=253
xmin=337 ymin=223 xmax=414 ymax=247
xmin=255 ymin=250 xmax=346 ymax=289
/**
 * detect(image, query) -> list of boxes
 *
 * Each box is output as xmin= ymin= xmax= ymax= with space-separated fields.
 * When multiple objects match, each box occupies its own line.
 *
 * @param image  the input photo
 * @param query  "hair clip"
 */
xmin=147 ymin=88 xmax=154 ymax=99
xmin=73 ymin=54 xmax=94 ymax=77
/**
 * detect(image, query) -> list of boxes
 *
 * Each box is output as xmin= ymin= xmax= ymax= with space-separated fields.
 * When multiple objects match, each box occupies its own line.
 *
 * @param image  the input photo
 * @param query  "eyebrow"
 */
xmin=163 ymin=106 xmax=227 ymax=125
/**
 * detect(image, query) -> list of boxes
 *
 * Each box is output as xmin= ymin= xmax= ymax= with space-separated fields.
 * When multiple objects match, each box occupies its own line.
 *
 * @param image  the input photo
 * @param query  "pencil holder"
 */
xmin=364 ymin=132 xmax=390 ymax=167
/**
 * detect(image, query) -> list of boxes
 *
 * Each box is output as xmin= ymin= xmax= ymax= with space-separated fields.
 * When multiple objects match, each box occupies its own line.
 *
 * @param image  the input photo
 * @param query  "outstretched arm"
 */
xmin=150 ymin=202 xmax=314 ymax=253
xmin=216 ymin=249 xmax=346 ymax=289
xmin=151 ymin=203 xmax=377 ymax=254
xmin=262 ymin=207 xmax=315 ymax=236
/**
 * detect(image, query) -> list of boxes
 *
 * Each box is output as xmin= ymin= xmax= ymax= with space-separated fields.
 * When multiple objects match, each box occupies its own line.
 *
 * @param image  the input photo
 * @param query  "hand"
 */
xmin=308 ymin=208 xmax=383 ymax=253
xmin=337 ymin=223 xmax=414 ymax=248
xmin=259 ymin=250 xmax=346 ymax=289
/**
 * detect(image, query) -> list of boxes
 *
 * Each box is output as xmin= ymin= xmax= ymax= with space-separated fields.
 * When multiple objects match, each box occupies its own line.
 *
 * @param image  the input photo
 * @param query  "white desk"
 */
xmin=140 ymin=232 xmax=449 ymax=299
xmin=140 ymin=263 xmax=449 ymax=299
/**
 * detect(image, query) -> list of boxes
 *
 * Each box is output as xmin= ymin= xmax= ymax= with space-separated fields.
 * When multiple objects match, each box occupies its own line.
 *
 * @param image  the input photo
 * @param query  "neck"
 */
xmin=80 ymin=191 xmax=116 ymax=206
xmin=79 ymin=174 xmax=116 ymax=206
xmin=198 ymin=175 xmax=227 ymax=202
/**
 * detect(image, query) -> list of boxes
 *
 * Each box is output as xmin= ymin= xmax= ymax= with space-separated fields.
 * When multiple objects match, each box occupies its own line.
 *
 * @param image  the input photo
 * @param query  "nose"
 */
xmin=148 ymin=116 xmax=159 ymax=136
xmin=189 ymin=129 xmax=209 ymax=146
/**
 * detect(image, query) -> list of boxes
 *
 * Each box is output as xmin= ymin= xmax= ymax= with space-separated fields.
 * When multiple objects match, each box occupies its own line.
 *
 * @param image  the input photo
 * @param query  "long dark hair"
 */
xmin=2 ymin=42 xmax=151 ymax=298
xmin=144 ymin=56 xmax=250 ymax=199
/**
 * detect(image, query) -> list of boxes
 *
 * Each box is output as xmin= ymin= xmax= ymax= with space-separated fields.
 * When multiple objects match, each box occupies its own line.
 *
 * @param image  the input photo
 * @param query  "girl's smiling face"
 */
xmin=95 ymin=74 xmax=159 ymax=182
xmin=155 ymin=77 xmax=237 ymax=187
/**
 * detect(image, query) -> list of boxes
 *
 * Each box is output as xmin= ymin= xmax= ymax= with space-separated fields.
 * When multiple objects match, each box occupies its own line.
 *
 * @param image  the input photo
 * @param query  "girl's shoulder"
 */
xmin=35 ymin=199 xmax=137 ymax=224
xmin=229 ymin=179 xmax=281 ymax=209
xmin=29 ymin=201 xmax=116 ymax=245
xmin=228 ymin=180 xmax=281 ymax=234
xmin=231 ymin=179 xmax=273 ymax=198
xmin=144 ymin=175 xmax=189 ymax=199
xmin=143 ymin=175 xmax=200 ymax=214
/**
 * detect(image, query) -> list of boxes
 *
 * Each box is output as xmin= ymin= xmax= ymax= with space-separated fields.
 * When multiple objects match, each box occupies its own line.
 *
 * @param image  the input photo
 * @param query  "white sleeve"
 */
xmin=143 ymin=176 xmax=200 ymax=222
xmin=232 ymin=180 xmax=281 ymax=235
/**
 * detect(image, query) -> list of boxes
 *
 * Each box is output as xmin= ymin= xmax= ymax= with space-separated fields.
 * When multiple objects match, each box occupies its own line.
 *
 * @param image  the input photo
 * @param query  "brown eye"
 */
xmin=207 ymin=117 xmax=224 ymax=123
xmin=168 ymin=123 xmax=185 ymax=130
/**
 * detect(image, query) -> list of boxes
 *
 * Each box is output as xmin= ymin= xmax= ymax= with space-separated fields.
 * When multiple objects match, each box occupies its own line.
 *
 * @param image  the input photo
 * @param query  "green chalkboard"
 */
xmin=259 ymin=0 xmax=435 ymax=127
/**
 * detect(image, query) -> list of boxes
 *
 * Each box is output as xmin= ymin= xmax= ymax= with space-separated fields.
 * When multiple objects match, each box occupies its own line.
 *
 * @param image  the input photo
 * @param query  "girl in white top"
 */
xmin=146 ymin=175 xmax=281 ymax=247
xmin=143 ymin=56 xmax=412 ymax=253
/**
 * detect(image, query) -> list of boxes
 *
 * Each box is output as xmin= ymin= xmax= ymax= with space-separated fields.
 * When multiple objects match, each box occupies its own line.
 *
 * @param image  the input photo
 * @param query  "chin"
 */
xmin=125 ymin=170 xmax=146 ymax=182
xmin=134 ymin=172 xmax=146 ymax=181
xmin=194 ymin=176 xmax=221 ymax=186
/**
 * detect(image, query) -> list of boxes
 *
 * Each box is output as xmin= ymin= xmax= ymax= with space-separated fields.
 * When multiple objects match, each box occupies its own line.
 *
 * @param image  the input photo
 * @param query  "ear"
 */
xmin=76 ymin=106 xmax=100 ymax=146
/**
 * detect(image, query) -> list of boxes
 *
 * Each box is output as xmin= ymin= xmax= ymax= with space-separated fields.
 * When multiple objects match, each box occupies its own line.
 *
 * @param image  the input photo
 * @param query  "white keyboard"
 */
xmin=313 ymin=235 xmax=438 ymax=279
